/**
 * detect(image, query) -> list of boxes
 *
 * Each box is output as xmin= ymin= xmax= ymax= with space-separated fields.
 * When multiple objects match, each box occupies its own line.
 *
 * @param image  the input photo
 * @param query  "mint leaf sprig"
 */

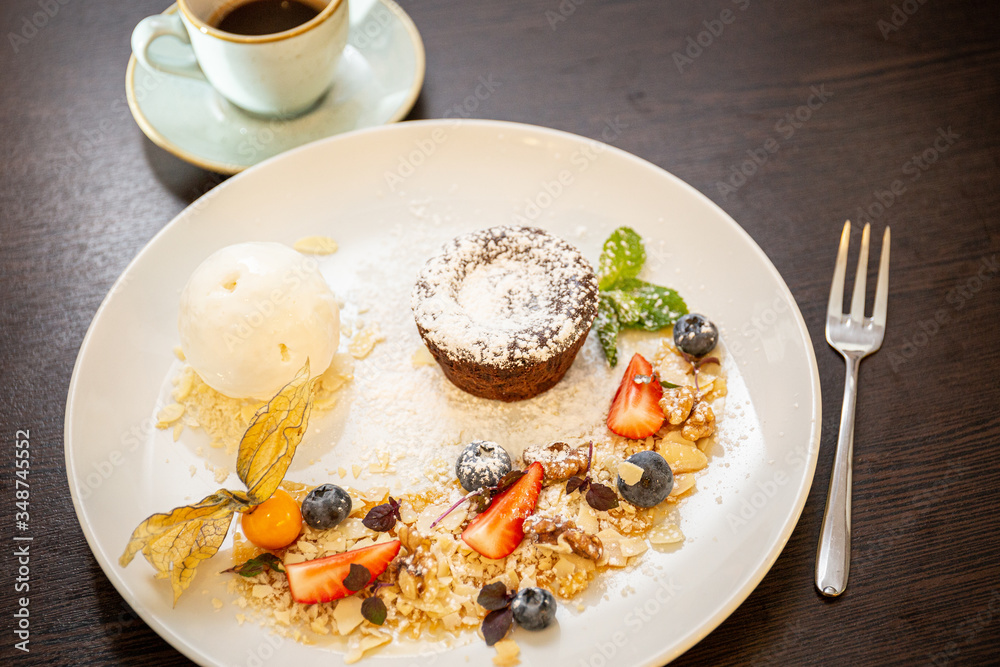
xmin=595 ymin=227 xmax=688 ymax=366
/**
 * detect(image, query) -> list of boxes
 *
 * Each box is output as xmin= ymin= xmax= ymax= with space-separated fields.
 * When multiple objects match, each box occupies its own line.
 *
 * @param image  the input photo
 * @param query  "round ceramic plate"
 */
xmin=126 ymin=0 xmax=425 ymax=174
xmin=66 ymin=119 xmax=821 ymax=666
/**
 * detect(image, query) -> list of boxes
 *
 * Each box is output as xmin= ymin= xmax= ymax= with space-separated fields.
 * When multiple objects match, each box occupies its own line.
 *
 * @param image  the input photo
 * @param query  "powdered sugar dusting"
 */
xmin=277 ymin=205 xmax=759 ymax=506
xmin=411 ymin=226 xmax=598 ymax=368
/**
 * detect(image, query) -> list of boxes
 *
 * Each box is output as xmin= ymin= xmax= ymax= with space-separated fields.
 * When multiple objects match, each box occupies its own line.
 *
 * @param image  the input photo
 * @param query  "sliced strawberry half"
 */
xmin=285 ymin=539 xmax=400 ymax=604
xmin=461 ymin=461 xmax=544 ymax=560
xmin=607 ymin=352 xmax=665 ymax=439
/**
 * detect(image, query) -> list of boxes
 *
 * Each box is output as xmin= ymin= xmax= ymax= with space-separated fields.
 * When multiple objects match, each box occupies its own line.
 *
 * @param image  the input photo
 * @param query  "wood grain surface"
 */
xmin=2 ymin=0 xmax=999 ymax=665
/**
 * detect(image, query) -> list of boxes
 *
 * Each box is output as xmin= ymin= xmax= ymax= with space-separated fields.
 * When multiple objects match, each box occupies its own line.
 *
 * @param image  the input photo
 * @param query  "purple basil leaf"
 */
xmin=586 ymin=483 xmax=620 ymax=511
xmin=565 ymin=476 xmax=588 ymax=495
xmin=343 ymin=563 xmax=371 ymax=592
xmin=363 ymin=500 xmax=400 ymax=532
xmin=482 ymin=607 xmax=513 ymax=646
xmin=361 ymin=596 xmax=388 ymax=625
xmin=477 ymin=581 xmax=509 ymax=611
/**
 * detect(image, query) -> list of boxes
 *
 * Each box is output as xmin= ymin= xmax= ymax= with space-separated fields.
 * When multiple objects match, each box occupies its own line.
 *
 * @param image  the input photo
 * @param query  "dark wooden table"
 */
xmin=2 ymin=0 xmax=999 ymax=665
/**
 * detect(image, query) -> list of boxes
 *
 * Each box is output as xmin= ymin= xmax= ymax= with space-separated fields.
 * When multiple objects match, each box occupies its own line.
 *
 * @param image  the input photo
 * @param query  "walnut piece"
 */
xmin=522 ymin=515 xmax=567 ymax=545
xmin=681 ymin=400 xmax=716 ymax=440
xmin=522 ymin=441 xmax=589 ymax=482
xmin=659 ymin=386 xmax=696 ymax=425
xmin=562 ymin=530 xmax=603 ymax=561
xmin=523 ymin=514 xmax=603 ymax=561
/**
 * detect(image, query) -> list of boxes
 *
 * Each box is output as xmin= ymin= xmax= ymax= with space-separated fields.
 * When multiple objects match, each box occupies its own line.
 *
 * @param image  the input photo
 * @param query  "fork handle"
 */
xmin=816 ymin=352 xmax=861 ymax=597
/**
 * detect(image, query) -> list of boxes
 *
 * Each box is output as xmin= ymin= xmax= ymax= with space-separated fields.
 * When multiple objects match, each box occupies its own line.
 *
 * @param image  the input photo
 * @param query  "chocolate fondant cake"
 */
xmin=411 ymin=226 xmax=599 ymax=401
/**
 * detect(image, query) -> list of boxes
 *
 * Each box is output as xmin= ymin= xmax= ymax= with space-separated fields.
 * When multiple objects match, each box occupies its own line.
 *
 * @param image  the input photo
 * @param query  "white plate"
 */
xmin=66 ymin=119 xmax=821 ymax=666
xmin=126 ymin=0 xmax=425 ymax=174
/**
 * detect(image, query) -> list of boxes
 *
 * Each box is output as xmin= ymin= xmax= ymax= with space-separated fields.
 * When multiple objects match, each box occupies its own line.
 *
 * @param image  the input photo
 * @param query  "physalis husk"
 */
xmin=119 ymin=361 xmax=314 ymax=605
xmin=237 ymin=361 xmax=314 ymax=504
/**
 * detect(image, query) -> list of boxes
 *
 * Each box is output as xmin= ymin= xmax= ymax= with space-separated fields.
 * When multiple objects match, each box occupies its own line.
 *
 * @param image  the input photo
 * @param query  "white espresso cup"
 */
xmin=132 ymin=0 xmax=349 ymax=117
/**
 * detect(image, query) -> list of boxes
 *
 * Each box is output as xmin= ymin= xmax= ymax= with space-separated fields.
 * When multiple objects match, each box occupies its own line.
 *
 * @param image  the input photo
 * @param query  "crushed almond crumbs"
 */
xmin=212 ymin=338 xmax=726 ymax=664
xmin=156 ymin=320 xmax=380 ymax=460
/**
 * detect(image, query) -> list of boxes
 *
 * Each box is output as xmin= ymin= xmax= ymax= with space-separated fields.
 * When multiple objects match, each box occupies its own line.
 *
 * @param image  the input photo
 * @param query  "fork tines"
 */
xmin=827 ymin=221 xmax=890 ymax=330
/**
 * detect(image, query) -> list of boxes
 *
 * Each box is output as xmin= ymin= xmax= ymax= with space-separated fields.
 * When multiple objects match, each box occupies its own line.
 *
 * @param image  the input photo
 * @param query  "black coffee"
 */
xmin=213 ymin=0 xmax=321 ymax=36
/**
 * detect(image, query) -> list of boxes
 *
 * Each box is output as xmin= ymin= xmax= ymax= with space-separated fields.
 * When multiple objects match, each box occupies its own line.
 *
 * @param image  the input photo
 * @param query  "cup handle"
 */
xmin=131 ymin=12 xmax=206 ymax=81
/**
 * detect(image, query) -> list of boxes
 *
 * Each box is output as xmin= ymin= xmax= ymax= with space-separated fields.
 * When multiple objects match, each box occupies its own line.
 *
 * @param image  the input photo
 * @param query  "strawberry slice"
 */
xmin=285 ymin=539 xmax=400 ymax=604
xmin=607 ymin=352 xmax=665 ymax=439
xmin=461 ymin=461 xmax=544 ymax=560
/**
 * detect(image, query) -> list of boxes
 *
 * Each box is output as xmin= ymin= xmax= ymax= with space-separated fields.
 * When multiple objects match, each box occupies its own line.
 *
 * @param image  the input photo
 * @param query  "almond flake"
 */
xmin=669 ymin=473 xmax=696 ymax=497
xmin=412 ymin=346 xmax=436 ymax=367
xmin=348 ymin=324 xmax=383 ymax=359
xmin=576 ymin=503 xmax=600 ymax=534
xmin=493 ymin=638 xmax=520 ymax=666
xmin=334 ymin=597 xmax=364 ymax=635
xmin=293 ymin=235 xmax=339 ymax=255
xmin=156 ymin=403 xmax=184 ymax=427
xmin=648 ymin=523 xmax=685 ymax=545
xmin=251 ymin=584 xmax=274 ymax=599
xmin=618 ymin=461 xmax=645 ymax=486
xmin=656 ymin=440 xmax=708 ymax=473
xmin=554 ymin=556 xmax=576 ymax=577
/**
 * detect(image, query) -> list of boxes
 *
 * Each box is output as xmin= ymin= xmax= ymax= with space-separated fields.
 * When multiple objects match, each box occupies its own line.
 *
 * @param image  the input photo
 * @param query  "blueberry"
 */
xmin=511 ymin=587 xmax=556 ymax=631
xmin=616 ymin=450 xmax=674 ymax=508
xmin=455 ymin=440 xmax=512 ymax=492
xmin=301 ymin=484 xmax=352 ymax=530
xmin=673 ymin=313 xmax=719 ymax=357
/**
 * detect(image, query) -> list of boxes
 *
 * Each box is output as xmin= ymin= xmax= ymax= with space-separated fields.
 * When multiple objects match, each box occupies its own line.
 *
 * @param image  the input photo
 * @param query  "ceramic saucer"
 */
xmin=125 ymin=0 xmax=425 ymax=174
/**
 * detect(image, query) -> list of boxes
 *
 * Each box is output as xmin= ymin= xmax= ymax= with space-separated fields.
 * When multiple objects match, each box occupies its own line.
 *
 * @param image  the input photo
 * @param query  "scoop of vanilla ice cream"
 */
xmin=178 ymin=242 xmax=340 ymax=400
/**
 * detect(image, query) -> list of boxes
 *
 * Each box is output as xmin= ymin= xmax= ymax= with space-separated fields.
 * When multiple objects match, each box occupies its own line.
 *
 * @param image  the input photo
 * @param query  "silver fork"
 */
xmin=815 ymin=220 xmax=890 ymax=597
